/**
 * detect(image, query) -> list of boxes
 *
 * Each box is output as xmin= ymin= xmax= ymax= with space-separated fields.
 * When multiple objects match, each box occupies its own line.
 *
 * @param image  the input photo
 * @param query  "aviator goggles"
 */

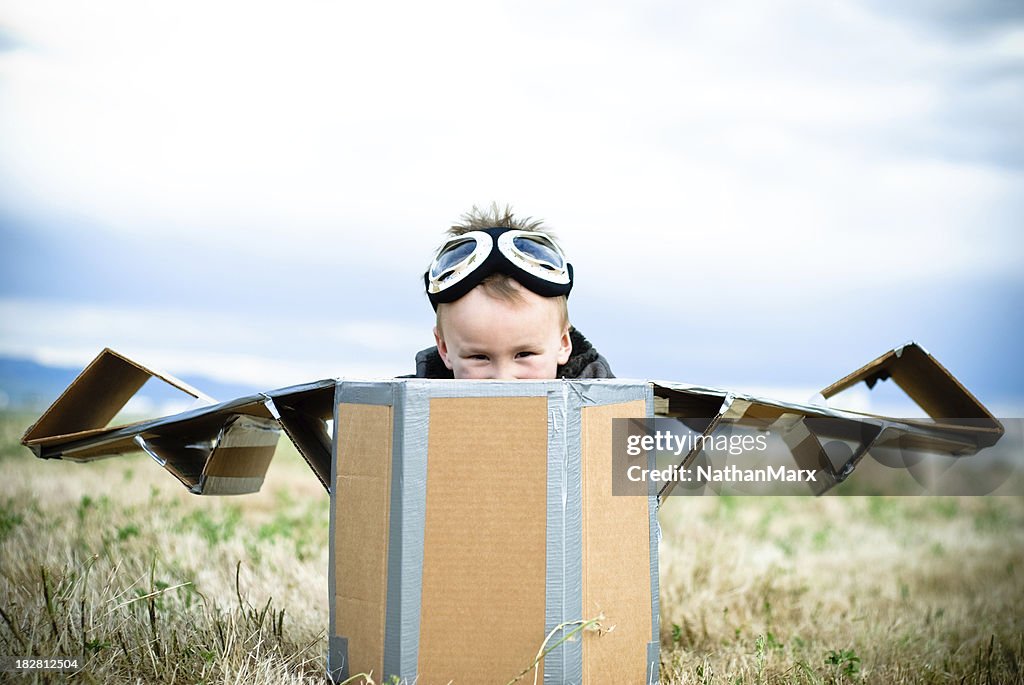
xmin=424 ymin=227 xmax=573 ymax=309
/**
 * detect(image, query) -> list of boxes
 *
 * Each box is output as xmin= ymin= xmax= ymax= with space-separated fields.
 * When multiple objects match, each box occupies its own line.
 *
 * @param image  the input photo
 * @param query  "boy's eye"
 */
xmin=469 ymin=354 xmax=489 ymax=361
xmin=515 ymin=351 xmax=536 ymax=359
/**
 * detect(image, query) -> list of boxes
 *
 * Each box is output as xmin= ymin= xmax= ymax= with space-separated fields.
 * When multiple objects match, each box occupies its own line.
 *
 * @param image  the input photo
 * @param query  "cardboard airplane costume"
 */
xmin=20 ymin=342 xmax=1005 ymax=684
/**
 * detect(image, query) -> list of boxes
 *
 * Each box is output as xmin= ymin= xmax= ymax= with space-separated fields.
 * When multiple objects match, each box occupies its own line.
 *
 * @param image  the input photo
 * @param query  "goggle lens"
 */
xmin=512 ymin=235 xmax=564 ymax=270
xmin=431 ymin=238 xmax=477 ymax=280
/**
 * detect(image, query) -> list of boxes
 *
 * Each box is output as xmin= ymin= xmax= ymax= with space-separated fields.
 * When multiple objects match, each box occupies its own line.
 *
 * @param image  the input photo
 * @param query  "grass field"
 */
xmin=1 ymin=411 xmax=1021 ymax=684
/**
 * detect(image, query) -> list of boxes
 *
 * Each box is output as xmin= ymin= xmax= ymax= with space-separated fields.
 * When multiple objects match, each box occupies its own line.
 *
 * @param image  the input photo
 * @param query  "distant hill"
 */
xmin=0 ymin=356 xmax=262 ymax=412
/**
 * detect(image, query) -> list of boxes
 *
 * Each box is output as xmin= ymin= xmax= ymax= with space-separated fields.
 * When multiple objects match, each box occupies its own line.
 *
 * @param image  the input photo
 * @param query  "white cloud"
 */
xmin=0 ymin=297 xmax=426 ymax=386
xmin=0 ymin=0 xmax=1020 ymax=396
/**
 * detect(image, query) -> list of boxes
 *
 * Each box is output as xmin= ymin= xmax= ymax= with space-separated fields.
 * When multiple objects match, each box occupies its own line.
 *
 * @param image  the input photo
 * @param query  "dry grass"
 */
xmin=0 ymin=412 xmax=330 ymax=684
xmin=0 ymin=412 xmax=1021 ymax=684
xmin=658 ymin=495 xmax=1024 ymax=683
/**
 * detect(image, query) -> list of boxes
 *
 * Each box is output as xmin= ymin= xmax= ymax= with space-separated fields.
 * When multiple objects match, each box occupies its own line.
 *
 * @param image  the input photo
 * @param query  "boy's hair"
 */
xmin=436 ymin=203 xmax=570 ymax=330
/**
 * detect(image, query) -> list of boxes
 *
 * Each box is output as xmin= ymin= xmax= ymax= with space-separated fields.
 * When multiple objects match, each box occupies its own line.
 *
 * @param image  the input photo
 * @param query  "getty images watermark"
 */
xmin=623 ymin=430 xmax=817 ymax=484
xmin=611 ymin=418 xmax=1024 ymax=496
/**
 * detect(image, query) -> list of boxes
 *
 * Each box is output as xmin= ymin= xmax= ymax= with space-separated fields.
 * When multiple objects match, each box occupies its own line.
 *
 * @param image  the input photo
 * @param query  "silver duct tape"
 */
xmin=193 ymin=474 xmax=265 ymax=496
xmin=645 ymin=391 xmax=660 ymax=657
xmin=545 ymin=383 xmax=584 ymax=684
xmin=894 ymin=340 xmax=929 ymax=357
xmin=415 ymin=379 xmax=552 ymax=398
xmin=262 ymin=396 xmax=281 ymax=420
xmin=328 ymin=383 xmax=344 ymax=682
xmin=567 ymin=380 xmax=651 ymax=407
xmin=384 ymin=383 xmax=430 ymax=680
xmin=722 ymin=398 xmax=752 ymax=422
xmin=647 ymin=641 xmax=660 ymax=684
xmin=218 ymin=416 xmax=281 ymax=448
xmin=337 ymin=381 xmax=396 ymax=406
xmin=327 ymin=636 xmax=348 ymax=683
xmin=133 ymin=435 xmax=166 ymax=467
xmin=646 ymin=409 xmax=661 ymax=667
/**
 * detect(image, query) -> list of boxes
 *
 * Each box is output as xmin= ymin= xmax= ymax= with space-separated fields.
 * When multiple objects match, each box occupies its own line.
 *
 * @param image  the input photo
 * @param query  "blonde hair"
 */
xmin=436 ymin=203 xmax=570 ymax=330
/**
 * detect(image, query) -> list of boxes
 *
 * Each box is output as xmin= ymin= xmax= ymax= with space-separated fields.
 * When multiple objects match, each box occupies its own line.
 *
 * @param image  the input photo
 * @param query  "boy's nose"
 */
xmin=492 ymin=359 xmax=517 ymax=380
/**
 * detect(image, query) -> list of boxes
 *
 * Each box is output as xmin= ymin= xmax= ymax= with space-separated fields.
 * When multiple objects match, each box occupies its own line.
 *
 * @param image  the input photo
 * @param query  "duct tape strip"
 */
xmin=564 ymin=380 xmax=648 ymax=408
xmin=545 ymin=383 xmax=584 ymax=684
xmin=337 ymin=381 xmax=396 ymax=407
xmin=218 ymin=416 xmax=281 ymax=448
xmin=133 ymin=435 xmax=166 ymax=467
xmin=415 ymin=379 xmax=549 ymax=399
xmin=327 ymin=636 xmax=348 ymax=684
xmin=407 ymin=378 xmax=651 ymax=402
xmin=263 ymin=396 xmax=281 ymax=420
xmin=194 ymin=475 xmax=265 ymax=495
xmin=383 ymin=383 xmax=430 ymax=681
xmin=328 ymin=382 xmax=345 ymax=682
xmin=722 ymin=397 xmax=752 ymax=421
xmin=647 ymin=641 xmax=660 ymax=684
xmin=645 ymin=394 xmax=661 ymax=679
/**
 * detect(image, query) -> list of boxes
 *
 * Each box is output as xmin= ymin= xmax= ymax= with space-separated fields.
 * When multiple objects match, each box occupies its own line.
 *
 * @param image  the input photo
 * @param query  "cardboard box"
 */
xmin=19 ymin=341 xmax=1006 ymax=682
xmin=328 ymin=379 xmax=658 ymax=684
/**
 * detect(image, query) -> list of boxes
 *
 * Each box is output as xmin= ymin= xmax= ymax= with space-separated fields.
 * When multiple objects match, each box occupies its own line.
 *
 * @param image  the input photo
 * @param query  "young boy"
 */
xmin=414 ymin=205 xmax=614 ymax=380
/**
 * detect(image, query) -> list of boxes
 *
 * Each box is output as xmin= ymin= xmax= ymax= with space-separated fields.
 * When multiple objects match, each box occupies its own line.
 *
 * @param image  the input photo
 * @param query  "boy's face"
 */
xmin=434 ymin=283 xmax=572 ymax=380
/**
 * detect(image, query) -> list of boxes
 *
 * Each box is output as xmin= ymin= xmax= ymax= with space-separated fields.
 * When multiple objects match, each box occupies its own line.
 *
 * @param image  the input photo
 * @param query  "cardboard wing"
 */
xmin=19 ymin=348 xmax=334 ymax=495
xmin=653 ymin=341 xmax=1004 ymax=498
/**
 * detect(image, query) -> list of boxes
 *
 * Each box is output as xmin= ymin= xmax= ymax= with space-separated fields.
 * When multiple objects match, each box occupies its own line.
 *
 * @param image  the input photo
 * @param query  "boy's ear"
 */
xmin=556 ymin=325 xmax=572 ymax=365
xmin=434 ymin=326 xmax=454 ymax=370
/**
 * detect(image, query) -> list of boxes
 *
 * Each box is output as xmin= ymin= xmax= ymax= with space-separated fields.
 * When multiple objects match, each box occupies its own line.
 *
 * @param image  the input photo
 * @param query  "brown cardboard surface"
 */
xmin=821 ymin=343 xmax=999 ymax=425
xmin=418 ymin=396 xmax=548 ymax=684
xmin=30 ymin=434 xmax=141 ymax=460
xmin=275 ymin=406 xmax=333 ymax=490
xmin=335 ymin=403 xmax=393 ymax=679
xmin=202 ymin=417 xmax=281 ymax=478
xmin=580 ymin=400 xmax=651 ymax=684
xmin=28 ymin=394 xmax=276 ymax=461
xmin=133 ymin=436 xmax=207 ymax=487
xmin=654 ymin=389 xmax=723 ymax=419
xmin=22 ymin=348 xmax=208 ymax=445
xmin=269 ymin=385 xmax=335 ymax=491
xmin=653 ymin=374 xmax=1000 ymax=476
xmin=202 ymin=446 xmax=277 ymax=478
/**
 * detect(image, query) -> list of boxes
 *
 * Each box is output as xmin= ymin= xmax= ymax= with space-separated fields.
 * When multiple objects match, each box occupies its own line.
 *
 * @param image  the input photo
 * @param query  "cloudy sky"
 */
xmin=1 ymin=0 xmax=1021 ymax=412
